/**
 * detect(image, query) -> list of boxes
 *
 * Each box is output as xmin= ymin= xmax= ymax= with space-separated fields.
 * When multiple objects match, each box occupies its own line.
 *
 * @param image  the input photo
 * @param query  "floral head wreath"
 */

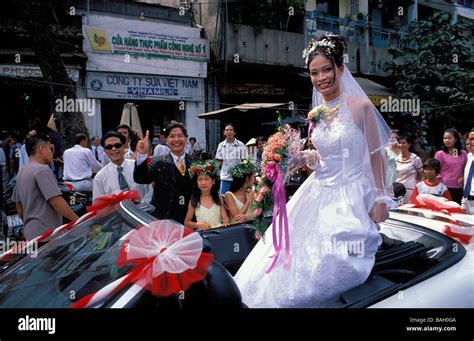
xmin=228 ymin=159 xmax=256 ymax=179
xmin=302 ymin=34 xmax=345 ymax=66
xmin=190 ymin=160 xmax=219 ymax=178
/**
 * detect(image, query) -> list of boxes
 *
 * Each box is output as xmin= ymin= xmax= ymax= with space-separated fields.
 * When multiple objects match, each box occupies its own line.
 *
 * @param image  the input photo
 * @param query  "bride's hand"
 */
xmin=305 ymin=150 xmax=320 ymax=171
xmin=370 ymin=202 xmax=389 ymax=223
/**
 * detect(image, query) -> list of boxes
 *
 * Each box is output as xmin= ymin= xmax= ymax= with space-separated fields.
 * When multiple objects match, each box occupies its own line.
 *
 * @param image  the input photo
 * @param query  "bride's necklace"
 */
xmin=308 ymin=95 xmax=343 ymax=127
xmin=321 ymin=104 xmax=341 ymax=120
xmin=321 ymin=96 xmax=342 ymax=121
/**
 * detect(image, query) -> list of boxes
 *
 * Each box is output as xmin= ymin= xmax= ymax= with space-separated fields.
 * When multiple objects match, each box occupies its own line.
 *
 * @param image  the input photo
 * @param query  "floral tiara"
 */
xmin=190 ymin=160 xmax=219 ymax=177
xmin=303 ymin=34 xmax=347 ymax=65
xmin=302 ymin=38 xmax=337 ymax=65
xmin=228 ymin=159 xmax=256 ymax=179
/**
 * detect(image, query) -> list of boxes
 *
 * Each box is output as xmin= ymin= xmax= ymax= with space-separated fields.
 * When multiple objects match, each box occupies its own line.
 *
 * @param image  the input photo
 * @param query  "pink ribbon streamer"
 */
xmin=266 ymin=167 xmax=290 ymax=273
xmin=308 ymin=121 xmax=316 ymax=141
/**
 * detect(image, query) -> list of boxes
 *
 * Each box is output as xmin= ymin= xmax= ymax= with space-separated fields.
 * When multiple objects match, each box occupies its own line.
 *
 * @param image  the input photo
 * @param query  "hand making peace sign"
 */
xmin=136 ymin=130 xmax=150 ymax=155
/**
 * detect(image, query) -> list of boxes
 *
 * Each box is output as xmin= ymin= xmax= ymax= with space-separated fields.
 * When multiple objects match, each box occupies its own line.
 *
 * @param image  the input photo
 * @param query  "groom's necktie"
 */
xmin=177 ymin=157 xmax=186 ymax=176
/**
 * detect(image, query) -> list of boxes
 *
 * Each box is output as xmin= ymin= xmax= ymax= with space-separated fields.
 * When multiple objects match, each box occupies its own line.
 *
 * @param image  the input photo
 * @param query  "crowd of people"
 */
xmin=1 ymin=122 xmax=208 ymax=241
xmin=3 ymin=117 xmax=474 ymax=242
xmin=389 ymin=128 xmax=474 ymax=214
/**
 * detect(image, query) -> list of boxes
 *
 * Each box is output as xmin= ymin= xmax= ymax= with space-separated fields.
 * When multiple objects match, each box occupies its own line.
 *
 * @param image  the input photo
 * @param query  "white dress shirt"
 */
xmin=464 ymin=152 xmax=474 ymax=197
xmin=170 ymin=153 xmax=186 ymax=168
xmin=124 ymin=142 xmax=134 ymax=160
xmin=184 ymin=144 xmax=193 ymax=155
xmin=19 ymin=144 xmax=29 ymax=169
xmin=462 ymin=153 xmax=474 ymax=214
xmin=215 ymin=138 xmax=249 ymax=181
xmin=93 ymin=159 xmax=153 ymax=203
xmin=153 ymin=144 xmax=170 ymax=158
xmin=63 ymin=145 xmax=102 ymax=180
xmin=91 ymin=145 xmax=105 ymax=164
xmin=0 ymin=147 xmax=6 ymax=166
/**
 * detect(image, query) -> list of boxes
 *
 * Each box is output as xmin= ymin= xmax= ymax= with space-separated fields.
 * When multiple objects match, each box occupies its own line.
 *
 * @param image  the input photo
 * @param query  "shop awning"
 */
xmin=198 ymin=102 xmax=287 ymax=119
xmin=262 ymin=116 xmax=306 ymax=125
xmin=354 ymin=77 xmax=394 ymax=106
xmin=353 ymin=77 xmax=393 ymax=97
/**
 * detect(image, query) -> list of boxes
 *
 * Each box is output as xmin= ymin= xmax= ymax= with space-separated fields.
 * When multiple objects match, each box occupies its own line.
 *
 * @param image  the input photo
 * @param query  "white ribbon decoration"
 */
xmin=126 ymin=220 xmax=203 ymax=277
xmin=416 ymin=194 xmax=463 ymax=210
xmin=447 ymin=224 xmax=474 ymax=237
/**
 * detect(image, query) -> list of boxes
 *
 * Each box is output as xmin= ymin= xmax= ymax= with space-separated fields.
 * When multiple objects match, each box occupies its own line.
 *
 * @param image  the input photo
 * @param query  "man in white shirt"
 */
xmin=63 ymin=134 xmax=101 ymax=192
xmin=153 ymin=144 xmax=170 ymax=158
xmin=117 ymin=124 xmax=135 ymax=159
xmin=189 ymin=137 xmax=203 ymax=158
xmin=462 ymin=130 xmax=474 ymax=214
xmin=93 ymin=131 xmax=152 ymax=203
xmin=152 ymin=137 xmax=170 ymax=158
xmin=91 ymin=136 xmax=105 ymax=165
xmin=215 ymin=123 xmax=249 ymax=194
xmin=0 ymin=146 xmax=6 ymax=207
xmin=19 ymin=129 xmax=37 ymax=170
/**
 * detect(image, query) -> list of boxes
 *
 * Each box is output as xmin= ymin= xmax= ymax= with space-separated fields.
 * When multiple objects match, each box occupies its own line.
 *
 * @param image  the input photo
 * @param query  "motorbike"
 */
xmin=2 ymin=180 xmax=89 ymax=241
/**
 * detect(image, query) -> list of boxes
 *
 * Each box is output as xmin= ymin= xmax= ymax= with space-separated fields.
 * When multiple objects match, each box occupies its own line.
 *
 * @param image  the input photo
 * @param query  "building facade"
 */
xmin=74 ymin=0 xmax=208 ymax=145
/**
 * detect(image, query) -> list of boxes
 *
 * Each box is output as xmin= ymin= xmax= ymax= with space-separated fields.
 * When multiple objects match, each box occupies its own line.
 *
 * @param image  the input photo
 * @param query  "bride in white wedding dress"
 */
xmin=234 ymin=35 xmax=394 ymax=308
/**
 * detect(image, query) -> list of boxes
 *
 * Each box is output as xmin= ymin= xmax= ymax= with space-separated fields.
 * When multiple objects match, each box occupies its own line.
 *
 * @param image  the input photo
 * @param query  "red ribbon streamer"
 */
xmin=87 ymin=190 xmax=141 ymax=212
xmin=443 ymin=225 xmax=473 ymax=245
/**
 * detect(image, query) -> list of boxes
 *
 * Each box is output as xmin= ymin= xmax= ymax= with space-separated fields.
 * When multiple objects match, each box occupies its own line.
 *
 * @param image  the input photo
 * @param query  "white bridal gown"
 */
xmin=234 ymin=95 xmax=386 ymax=308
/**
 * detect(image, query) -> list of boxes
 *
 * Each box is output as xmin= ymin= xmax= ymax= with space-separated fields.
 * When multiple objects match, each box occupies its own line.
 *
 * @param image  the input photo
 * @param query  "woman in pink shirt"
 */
xmin=434 ymin=128 xmax=467 ymax=204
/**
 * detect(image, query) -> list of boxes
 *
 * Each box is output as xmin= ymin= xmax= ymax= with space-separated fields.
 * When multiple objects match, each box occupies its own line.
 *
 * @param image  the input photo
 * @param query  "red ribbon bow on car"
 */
xmin=71 ymin=221 xmax=213 ymax=308
xmin=117 ymin=220 xmax=213 ymax=297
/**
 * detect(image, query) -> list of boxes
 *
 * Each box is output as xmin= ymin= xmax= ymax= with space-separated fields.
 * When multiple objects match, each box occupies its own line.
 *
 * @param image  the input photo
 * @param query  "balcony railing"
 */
xmin=457 ymin=0 xmax=473 ymax=8
xmin=227 ymin=2 xmax=305 ymax=34
xmin=305 ymin=12 xmax=404 ymax=48
xmin=370 ymin=30 xmax=402 ymax=48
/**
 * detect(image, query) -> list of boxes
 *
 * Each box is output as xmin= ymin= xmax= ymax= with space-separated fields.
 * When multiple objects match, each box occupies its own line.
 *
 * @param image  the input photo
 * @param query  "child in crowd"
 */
xmin=410 ymin=158 xmax=452 ymax=204
xmin=391 ymin=182 xmax=406 ymax=208
xmin=224 ymin=159 xmax=256 ymax=224
xmin=184 ymin=160 xmax=230 ymax=230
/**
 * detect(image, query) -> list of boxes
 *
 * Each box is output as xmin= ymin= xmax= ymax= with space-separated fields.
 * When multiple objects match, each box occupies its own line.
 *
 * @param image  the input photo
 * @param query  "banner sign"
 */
xmin=84 ymin=26 xmax=209 ymax=63
xmin=1 ymin=65 xmax=80 ymax=82
xmin=87 ymin=72 xmax=203 ymax=101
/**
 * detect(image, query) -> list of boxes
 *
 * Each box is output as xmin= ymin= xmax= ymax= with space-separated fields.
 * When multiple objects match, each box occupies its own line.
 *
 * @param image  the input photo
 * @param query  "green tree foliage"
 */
xmin=383 ymin=12 xmax=473 ymax=120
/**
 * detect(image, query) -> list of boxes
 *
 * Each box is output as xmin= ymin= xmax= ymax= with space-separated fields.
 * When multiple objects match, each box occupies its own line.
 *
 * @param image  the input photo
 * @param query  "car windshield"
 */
xmin=0 ymin=205 xmax=141 ymax=308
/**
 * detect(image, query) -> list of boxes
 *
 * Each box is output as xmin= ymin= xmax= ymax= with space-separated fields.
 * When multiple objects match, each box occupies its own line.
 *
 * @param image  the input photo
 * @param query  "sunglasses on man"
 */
xmin=104 ymin=143 xmax=124 ymax=150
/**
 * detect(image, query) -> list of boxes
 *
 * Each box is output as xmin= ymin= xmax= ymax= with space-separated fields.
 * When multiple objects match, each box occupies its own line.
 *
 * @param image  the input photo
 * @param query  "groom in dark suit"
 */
xmin=134 ymin=121 xmax=192 ymax=224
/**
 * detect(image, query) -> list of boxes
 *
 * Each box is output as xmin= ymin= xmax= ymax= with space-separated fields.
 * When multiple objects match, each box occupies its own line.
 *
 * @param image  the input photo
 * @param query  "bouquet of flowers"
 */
xmin=252 ymin=122 xmax=318 ymax=271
